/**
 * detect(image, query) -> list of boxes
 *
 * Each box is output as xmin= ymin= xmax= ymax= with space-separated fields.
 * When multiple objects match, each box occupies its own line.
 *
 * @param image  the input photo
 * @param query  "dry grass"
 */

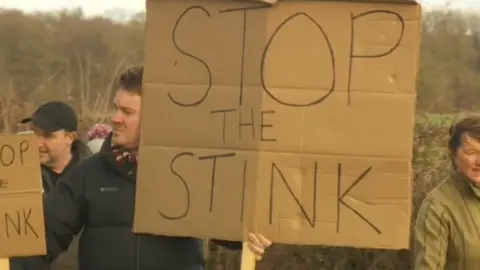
xmin=0 ymin=63 xmax=123 ymax=136
xmin=0 ymin=86 xmax=453 ymax=269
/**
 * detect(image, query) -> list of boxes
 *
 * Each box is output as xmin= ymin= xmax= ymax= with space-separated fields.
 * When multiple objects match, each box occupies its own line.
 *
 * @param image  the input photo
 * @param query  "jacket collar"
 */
xmin=450 ymin=169 xmax=480 ymax=199
xmin=99 ymin=132 xmax=137 ymax=182
xmin=41 ymin=141 xmax=92 ymax=191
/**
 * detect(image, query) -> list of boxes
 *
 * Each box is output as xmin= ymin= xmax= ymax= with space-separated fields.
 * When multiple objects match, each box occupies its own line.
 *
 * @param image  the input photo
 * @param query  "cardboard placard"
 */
xmin=135 ymin=0 xmax=420 ymax=250
xmin=0 ymin=134 xmax=45 ymax=257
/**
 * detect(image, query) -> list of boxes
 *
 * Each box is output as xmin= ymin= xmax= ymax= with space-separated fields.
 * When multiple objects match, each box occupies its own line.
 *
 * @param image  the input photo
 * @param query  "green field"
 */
xmin=419 ymin=113 xmax=459 ymax=127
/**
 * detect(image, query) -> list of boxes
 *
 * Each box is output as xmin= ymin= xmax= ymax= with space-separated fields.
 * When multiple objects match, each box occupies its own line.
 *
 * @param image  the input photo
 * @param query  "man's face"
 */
xmin=111 ymin=88 xmax=141 ymax=149
xmin=454 ymin=133 xmax=480 ymax=185
xmin=32 ymin=126 xmax=74 ymax=169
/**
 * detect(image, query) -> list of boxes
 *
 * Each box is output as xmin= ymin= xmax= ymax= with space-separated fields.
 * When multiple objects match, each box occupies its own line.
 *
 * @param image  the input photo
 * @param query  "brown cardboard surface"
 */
xmin=253 ymin=0 xmax=418 ymax=4
xmin=0 ymin=134 xmax=45 ymax=257
xmin=134 ymin=0 xmax=421 ymax=249
xmin=252 ymin=0 xmax=278 ymax=5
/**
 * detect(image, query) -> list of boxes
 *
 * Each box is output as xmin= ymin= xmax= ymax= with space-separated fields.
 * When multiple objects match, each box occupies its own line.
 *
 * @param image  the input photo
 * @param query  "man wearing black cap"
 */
xmin=18 ymin=101 xmax=92 ymax=270
xmin=20 ymin=101 xmax=91 ymax=192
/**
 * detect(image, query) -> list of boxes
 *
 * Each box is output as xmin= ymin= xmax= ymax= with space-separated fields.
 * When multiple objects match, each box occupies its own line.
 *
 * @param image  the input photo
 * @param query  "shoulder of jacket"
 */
xmin=77 ymin=152 xmax=105 ymax=168
xmin=66 ymin=153 xmax=106 ymax=178
xmin=419 ymin=179 xmax=461 ymax=216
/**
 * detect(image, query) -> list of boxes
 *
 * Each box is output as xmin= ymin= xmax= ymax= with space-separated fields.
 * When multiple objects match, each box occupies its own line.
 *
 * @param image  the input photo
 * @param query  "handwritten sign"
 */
xmin=134 ymin=0 xmax=420 ymax=249
xmin=0 ymin=134 xmax=45 ymax=257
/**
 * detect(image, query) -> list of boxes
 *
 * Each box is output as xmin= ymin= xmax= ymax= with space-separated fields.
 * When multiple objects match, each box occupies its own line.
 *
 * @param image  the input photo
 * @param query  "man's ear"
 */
xmin=65 ymin=131 xmax=77 ymax=144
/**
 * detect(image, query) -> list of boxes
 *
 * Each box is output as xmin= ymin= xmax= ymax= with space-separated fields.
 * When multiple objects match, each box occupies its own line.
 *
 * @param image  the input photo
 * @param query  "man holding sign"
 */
xmin=18 ymin=101 xmax=92 ymax=270
xmin=9 ymin=66 xmax=270 ymax=270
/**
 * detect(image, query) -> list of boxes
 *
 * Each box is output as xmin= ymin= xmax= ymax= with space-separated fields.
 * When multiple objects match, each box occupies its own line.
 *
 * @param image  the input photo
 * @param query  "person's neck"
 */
xmin=51 ymin=152 xmax=73 ymax=174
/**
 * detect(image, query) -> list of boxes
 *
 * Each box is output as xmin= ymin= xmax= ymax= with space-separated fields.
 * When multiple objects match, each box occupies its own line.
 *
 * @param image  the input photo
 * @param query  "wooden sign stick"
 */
xmin=0 ymin=258 xmax=10 ymax=270
xmin=240 ymin=241 xmax=256 ymax=270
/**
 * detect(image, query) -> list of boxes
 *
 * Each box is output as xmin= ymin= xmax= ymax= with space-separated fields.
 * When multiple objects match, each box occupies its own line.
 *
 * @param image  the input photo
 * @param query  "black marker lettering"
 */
xmin=171 ymin=6 xmax=212 ymax=107
xmin=4 ymin=208 xmax=38 ymax=238
xmin=5 ymin=211 xmax=20 ymax=237
xmin=22 ymin=208 xmax=38 ymax=238
xmin=198 ymin=153 xmax=236 ymax=212
xmin=238 ymin=10 xmax=247 ymax=106
xmin=0 ymin=144 xmax=15 ymax=166
xmin=336 ymin=164 xmax=380 ymax=234
xmin=19 ymin=140 xmax=29 ymax=165
xmin=222 ymin=9 xmax=247 ymax=106
xmin=261 ymin=13 xmax=336 ymax=107
xmin=158 ymin=152 xmax=192 ymax=220
xmin=240 ymin=160 xmax=247 ymax=222
xmin=347 ymin=10 xmax=404 ymax=105
xmin=269 ymin=163 xmax=317 ymax=228
xmin=210 ymin=109 xmax=236 ymax=143
xmin=336 ymin=164 xmax=342 ymax=233
xmin=260 ymin=110 xmax=276 ymax=142
xmin=0 ymin=179 xmax=8 ymax=189
xmin=239 ymin=108 xmax=255 ymax=140
xmin=219 ymin=4 xmax=271 ymax=105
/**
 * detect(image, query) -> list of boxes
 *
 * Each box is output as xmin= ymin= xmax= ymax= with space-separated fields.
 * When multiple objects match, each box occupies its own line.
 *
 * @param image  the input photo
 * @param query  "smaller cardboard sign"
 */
xmin=0 ymin=134 xmax=45 ymax=257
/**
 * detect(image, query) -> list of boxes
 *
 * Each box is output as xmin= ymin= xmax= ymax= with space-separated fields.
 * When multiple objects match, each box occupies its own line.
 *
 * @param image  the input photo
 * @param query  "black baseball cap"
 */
xmin=20 ymin=101 xmax=78 ymax=133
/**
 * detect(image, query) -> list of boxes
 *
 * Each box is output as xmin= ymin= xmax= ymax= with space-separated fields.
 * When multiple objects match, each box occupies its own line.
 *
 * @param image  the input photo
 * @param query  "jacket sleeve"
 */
xmin=10 ymin=163 xmax=87 ymax=270
xmin=413 ymin=197 xmax=449 ymax=270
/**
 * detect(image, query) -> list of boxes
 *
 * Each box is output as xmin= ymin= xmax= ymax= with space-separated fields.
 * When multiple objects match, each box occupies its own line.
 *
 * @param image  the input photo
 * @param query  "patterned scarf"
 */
xmin=112 ymin=146 xmax=138 ymax=165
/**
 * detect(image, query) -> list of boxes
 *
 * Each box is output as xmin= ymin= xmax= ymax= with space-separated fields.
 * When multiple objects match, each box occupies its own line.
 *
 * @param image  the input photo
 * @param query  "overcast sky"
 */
xmin=0 ymin=0 xmax=477 ymax=15
xmin=0 ymin=0 xmax=144 ymax=15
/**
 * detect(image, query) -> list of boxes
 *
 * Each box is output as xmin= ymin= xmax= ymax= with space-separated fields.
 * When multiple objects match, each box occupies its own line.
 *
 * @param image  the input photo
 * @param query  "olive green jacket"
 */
xmin=414 ymin=172 xmax=480 ymax=270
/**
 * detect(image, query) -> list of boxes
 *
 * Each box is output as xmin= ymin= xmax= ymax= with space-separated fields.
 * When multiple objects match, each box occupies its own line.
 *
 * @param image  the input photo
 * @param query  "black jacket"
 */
xmin=41 ymin=140 xmax=92 ymax=194
xmin=39 ymin=140 xmax=92 ymax=270
xmin=10 ymin=134 xmax=240 ymax=270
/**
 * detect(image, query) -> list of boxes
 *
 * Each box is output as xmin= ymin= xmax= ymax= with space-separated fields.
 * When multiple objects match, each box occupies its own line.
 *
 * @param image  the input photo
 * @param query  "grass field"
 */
xmin=416 ymin=113 xmax=457 ymax=127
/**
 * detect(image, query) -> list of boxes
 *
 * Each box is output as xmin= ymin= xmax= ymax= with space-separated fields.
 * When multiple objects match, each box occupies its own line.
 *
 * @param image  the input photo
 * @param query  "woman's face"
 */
xmin=454 ymin=133 xmax=480 ymax=185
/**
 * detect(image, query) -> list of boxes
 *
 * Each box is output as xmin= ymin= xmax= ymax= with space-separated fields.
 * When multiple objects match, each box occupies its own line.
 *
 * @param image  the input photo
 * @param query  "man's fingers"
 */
xmin=257 ymin=234 xmax=272 ymax=247
xmin=248 ymin=242 xmax=264 ymax=258
xmin=248 ymin=232 xmax=262 ymax=248
xmin=247 ymin=233 xmax=271 ymax=261
xmin=249 ymin=233 xmax=271 ymax=248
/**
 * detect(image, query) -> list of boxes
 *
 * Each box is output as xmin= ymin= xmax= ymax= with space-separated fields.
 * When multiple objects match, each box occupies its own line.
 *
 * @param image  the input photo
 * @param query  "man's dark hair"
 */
xmin=117 ymin=65 xmax=143 ymax=95
xmin=448 ymin=115 xmax=480 ymax=153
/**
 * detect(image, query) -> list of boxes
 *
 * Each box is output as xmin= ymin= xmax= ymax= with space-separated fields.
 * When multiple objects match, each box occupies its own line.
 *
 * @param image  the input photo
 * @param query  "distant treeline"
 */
xmin=0 ymin=8 xmax=479 ymax=113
